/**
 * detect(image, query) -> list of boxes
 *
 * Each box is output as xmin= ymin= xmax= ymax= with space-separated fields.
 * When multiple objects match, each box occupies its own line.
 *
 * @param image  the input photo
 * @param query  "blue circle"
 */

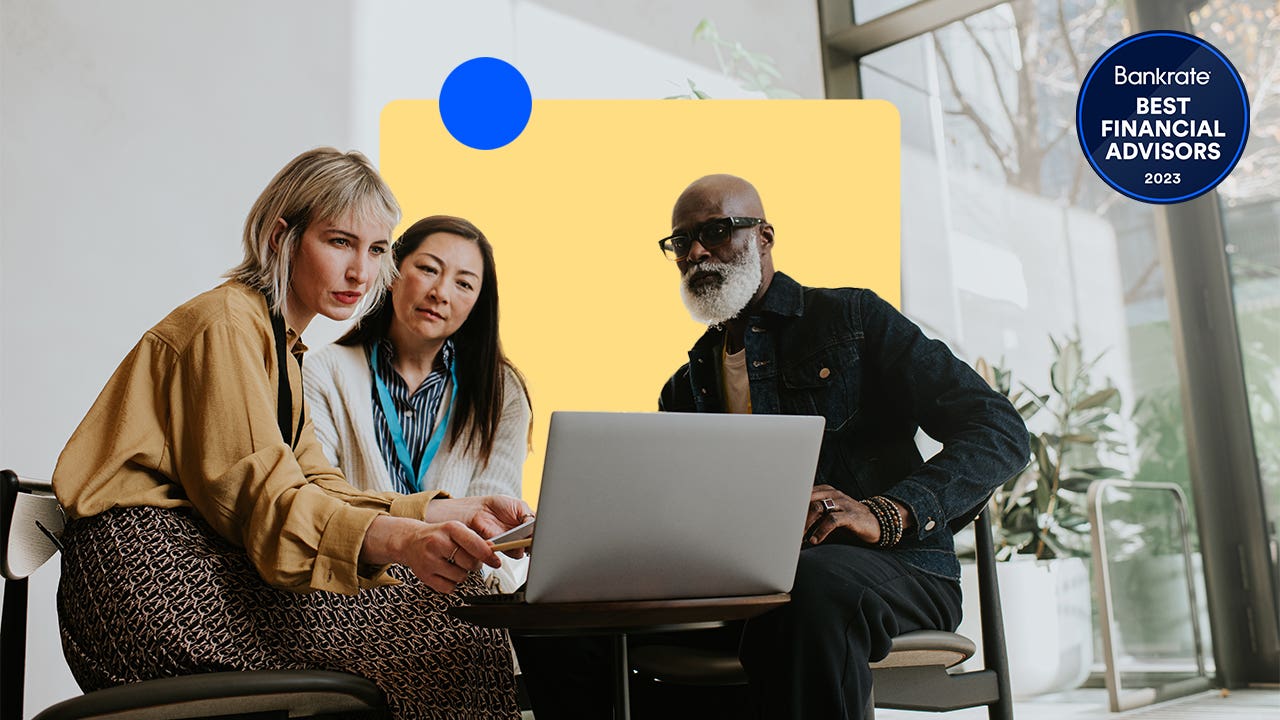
xmin=439 ymin=58 xmax=532 ymax=150
xmin=1076 ymin=31 xmax=1249 ymax=204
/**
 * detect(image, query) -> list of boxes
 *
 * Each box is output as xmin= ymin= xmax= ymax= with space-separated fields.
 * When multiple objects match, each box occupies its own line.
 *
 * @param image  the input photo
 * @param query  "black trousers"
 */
xmin=513 ymin=545 xmax=963 ymax=720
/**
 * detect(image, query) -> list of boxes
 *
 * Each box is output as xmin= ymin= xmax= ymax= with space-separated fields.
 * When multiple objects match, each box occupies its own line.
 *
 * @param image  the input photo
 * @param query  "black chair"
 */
xmin=2 ymin=469 xmax=391 ymax=720
xmin=629 ymin=506 xmax=1014 ymax=719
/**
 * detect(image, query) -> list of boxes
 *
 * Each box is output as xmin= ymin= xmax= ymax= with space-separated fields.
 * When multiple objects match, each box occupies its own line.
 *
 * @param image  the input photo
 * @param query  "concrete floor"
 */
xmin=875 ymin=687 xmax=1279 ymax=720
xmin=519 ymin=686 xmax=1279 ymax=719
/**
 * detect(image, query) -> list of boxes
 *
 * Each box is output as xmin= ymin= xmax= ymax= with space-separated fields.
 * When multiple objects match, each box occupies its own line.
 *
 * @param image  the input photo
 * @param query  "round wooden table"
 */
xmin=450 ymin=593 xmax=789 ymax=719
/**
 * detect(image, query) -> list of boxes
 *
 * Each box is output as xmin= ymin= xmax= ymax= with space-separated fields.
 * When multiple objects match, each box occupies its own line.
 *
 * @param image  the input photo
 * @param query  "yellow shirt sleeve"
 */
xmin=163 ymin=320 xmax=404 ymax=594
xmin=53 ymin=284 xmax=441 ymax=596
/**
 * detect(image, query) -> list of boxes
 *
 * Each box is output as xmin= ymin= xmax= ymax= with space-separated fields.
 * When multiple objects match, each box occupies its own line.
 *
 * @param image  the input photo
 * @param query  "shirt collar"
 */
xmin=376 ymin=337 xmax=454 ymax=373
xmin=235 ymin=280 xmax=308 ymax=355
xmin=285 ymin=326 xmax=308 ymax=356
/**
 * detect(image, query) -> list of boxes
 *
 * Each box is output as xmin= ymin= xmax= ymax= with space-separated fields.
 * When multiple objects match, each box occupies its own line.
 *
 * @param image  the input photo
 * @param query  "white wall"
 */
xmin=0 ymin=1 xmax=822 ymax=715
xmin=2 ymin=2 xmax=356 ymax=713
xmin=528 ymin=0 xmax=825 ymax=98
xmin=346 ymin=0 xmax=772 ymax=164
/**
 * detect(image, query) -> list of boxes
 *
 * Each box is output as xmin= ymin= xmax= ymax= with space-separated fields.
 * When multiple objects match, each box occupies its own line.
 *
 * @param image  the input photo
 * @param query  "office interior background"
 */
xmin=1 ymin=0 xmax=1276 ymax=716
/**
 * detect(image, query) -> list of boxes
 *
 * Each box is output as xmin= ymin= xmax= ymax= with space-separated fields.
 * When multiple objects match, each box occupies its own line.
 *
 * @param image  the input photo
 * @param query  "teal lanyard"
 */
xmin=370 ymin=343 xmax=456 ymax=493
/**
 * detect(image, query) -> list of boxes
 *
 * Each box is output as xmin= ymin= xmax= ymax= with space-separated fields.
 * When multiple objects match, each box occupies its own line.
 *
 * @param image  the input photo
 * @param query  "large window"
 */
xmin=860 ymin=1 xmax=1194 ymax=560
xmin=823 ymin=0 xmax=1280 ymax=688
xmin=1191 ymin=0 xmax=1280 ymax=625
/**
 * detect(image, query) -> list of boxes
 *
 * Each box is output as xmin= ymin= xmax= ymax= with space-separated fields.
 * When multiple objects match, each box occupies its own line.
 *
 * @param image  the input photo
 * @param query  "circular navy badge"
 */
xmin=1077 ymin=31 xmax=1249 ymax=204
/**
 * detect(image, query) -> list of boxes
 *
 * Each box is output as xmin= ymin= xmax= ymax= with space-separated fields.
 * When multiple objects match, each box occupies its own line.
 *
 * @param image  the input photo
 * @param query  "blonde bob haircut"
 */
xmin=226 ymin=147 xmax=401 ymax=318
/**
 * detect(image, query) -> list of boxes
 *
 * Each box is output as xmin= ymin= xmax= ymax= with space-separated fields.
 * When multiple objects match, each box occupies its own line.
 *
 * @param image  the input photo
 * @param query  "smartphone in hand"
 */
xmin=488 ymin=517 xmax=535 ymax=544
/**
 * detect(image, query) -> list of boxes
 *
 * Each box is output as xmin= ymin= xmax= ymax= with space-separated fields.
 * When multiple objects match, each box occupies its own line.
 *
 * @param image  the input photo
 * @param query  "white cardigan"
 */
xmin=303 ymin=342 xmax=531 ymax=590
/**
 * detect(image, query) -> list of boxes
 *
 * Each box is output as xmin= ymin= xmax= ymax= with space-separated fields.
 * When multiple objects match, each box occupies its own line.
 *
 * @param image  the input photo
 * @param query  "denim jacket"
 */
xmin=658 ymin=272 xmax=1029 ymax=580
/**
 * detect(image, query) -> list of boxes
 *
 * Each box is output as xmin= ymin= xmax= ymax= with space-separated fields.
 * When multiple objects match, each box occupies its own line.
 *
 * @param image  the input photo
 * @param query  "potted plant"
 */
xmin=958 ymin=335 xmax=1127 ymax=697
xmin=981 ymin=335 xmax=1127 ymax=561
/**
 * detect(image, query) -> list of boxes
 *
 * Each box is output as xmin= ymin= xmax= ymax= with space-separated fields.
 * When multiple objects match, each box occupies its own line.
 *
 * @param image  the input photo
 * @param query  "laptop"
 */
xmin=504 ymin=411 xmax=824 ymax=604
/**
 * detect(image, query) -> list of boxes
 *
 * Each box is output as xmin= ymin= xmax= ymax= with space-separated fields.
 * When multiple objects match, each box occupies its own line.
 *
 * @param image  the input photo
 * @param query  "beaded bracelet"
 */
xmin=867 ymin=497 xmax=902 ymax=548
xmin=877 ymin=496 xmax=905 ymax=547
xmin=882 ymin=496 xmax=906 ymax=547
xmin=860 ymin=495 xmax=904 ymax=548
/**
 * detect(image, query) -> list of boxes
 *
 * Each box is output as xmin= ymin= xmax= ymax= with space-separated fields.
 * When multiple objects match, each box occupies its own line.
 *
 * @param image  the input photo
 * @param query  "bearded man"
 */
xmin=516 ymin=175 xmax=1029 ymax=720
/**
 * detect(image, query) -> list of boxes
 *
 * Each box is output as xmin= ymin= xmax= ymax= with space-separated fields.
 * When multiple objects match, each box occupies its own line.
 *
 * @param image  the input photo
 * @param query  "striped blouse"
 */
xmin=370 ymin=338 xmax=455 ymax=494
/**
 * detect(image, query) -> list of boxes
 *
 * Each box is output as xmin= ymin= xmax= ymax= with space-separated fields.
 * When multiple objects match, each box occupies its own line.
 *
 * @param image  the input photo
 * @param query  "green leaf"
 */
xmin=1032 ymin=433 xmax=1052 ymax=449
xmin=1076 ymin=465 xmax=1125 ymax=479
xmin=1059 ymin=513 xmax=1091 ymax=531
xmin=1060 ymin=476 xmax=1096 ymax=492
xmin=1001 ymin=472 xmax=1037 ymax=510
xmin=1061 ymin=432 xmax=1099 ymax=444
xmin=996 ymin=366 xmax=1012 ymax=389
xmin=1004 ymin=530 xmax=1033 ymax=546
xmin=1004 ymin=506 xmax=1037 ymax=532
xmin=1016 ymin=399 xmax=1042 ymax=420
xmin=975 ymin=357 xmax=994 ymax=387
xmin=1034 ymin=475 xmax=1052 ymax=514
xmin=1019 ymin=384 xmax=1052 ymax=413
xmin=1051 ymin=338 xmax=1082 ymax=397
xmin=1036 ymin=453 xmax=1057 ymax=490
xmin=1104 ymin=389 xmax=1123 ymax=411
xmin=693 ymin=18 xmax=715 ymax=40
xmin=1075 ymin=388 xmax=1119 ymax=411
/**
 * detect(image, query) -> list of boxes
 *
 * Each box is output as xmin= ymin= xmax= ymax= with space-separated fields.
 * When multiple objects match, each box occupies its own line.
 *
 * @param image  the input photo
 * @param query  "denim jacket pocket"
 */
xmin=779 ymin=341 xmax=859 ymax=429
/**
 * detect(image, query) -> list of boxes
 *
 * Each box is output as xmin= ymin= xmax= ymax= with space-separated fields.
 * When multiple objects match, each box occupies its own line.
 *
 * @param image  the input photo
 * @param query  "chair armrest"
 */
xmin=33 ymin=670 xmax=388 ymax=720
xmin=2 ymin=470 xmax=64 ymax=581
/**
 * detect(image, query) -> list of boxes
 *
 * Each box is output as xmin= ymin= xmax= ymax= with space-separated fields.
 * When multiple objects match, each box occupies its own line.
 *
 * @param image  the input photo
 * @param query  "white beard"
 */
xmin=679 ymin=243 xmax=763 ymax=327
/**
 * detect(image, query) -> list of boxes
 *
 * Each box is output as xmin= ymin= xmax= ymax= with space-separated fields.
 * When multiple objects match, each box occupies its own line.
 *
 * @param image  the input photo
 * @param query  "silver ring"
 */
xmin=447 ymin=547 xmax=459 ymax=565
xmin=820 ymin=498 xmax=839 ymax=514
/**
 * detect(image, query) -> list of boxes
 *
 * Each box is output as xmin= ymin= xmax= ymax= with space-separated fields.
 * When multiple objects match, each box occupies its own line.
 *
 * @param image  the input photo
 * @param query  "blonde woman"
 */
xmin=52 ymin=148 xmax=526 ymax=720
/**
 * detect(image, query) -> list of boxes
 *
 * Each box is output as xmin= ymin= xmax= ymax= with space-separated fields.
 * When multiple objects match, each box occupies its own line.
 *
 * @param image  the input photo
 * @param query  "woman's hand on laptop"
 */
xmin=423 ymin=495 xmax=533 ymax=559
xmin=360 ymin=515 xmax=503 ymax=593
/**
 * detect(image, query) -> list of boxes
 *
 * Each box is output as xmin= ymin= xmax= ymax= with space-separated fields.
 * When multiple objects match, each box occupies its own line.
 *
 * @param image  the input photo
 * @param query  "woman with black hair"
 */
xmin=304 ymin=215 xmax=533 ymax=591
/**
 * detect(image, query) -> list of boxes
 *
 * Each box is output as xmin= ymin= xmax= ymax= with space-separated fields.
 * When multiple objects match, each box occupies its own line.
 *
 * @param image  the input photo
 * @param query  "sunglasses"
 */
xmin=658 ymin=216 xmax=765 ymax=261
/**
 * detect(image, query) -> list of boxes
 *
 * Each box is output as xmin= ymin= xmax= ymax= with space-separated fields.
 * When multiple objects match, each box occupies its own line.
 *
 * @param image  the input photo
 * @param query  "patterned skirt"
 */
xmin=57 ymin=506 xmax=519 ymax=720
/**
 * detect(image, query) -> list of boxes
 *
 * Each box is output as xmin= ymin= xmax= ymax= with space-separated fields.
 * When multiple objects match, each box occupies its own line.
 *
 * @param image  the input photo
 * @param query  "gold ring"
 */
xmin=447 ymin=547 xmax=459 ymax=565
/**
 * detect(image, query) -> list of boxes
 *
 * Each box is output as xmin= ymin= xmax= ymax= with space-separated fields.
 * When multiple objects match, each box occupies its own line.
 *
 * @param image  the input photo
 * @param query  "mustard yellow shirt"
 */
xmin=52 ymin=281 xmax=437 ymax=595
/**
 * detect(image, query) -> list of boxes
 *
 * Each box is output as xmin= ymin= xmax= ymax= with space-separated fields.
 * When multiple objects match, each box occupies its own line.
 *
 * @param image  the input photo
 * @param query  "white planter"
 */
xmin=957 ymin=557 xmax=1093 ymax=698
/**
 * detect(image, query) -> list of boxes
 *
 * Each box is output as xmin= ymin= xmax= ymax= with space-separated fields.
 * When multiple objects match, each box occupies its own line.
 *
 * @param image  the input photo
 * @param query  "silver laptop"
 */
xmin=522 ymin=411 xmax=824 ymax=603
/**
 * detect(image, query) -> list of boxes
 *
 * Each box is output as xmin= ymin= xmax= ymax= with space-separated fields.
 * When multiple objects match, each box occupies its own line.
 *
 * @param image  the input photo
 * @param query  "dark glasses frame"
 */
xmin=658 ymin=216 xmax=765 ymax=261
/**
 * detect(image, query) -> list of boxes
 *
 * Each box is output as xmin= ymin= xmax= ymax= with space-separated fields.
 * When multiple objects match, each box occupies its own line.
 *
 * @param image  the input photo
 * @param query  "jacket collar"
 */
xmin=756 ymin=271 xmax=804 ymax=319
xmin=688 ymin=271 xmax=803 ymax=353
